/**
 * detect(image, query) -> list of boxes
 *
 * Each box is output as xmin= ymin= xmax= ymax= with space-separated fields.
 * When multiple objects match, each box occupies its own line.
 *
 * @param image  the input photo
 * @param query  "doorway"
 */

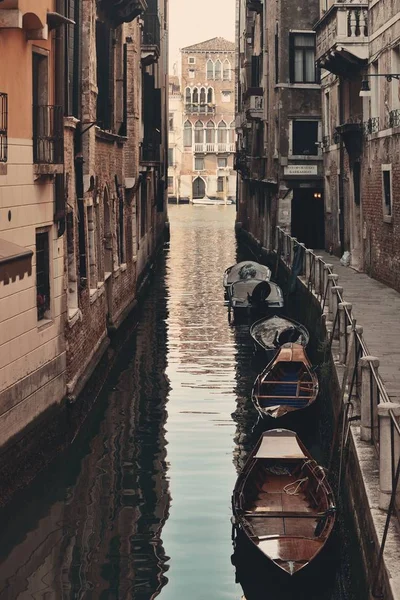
xmin=193 ymin=177 xmax=206 ymax=199
xmin=291 ymin=188 xmax=325 ymax=250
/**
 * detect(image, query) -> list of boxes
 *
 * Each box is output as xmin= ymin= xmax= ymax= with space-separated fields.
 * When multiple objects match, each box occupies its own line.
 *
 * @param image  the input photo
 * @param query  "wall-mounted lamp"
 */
xmin=359 ymin=74 xmax=400 ymax=97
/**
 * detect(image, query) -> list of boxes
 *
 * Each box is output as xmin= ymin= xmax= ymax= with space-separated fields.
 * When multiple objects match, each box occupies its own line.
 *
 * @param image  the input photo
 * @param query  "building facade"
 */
xmin=167 ymin=74 xmax=184 ymax=202
xmin=236 ymin=0 xmax=323 ymax=250
xmin=316 ymin=0 xmax=400 ymax=288
xmin=0 ymin=0 xmax=168 ymax=463
xmin=171 ymin=37 xmax=236 ymax=204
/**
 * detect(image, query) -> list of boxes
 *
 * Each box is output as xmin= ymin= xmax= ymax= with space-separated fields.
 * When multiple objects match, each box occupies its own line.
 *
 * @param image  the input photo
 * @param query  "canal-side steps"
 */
xmin=274 ymin=227 xmax=400 ymax=600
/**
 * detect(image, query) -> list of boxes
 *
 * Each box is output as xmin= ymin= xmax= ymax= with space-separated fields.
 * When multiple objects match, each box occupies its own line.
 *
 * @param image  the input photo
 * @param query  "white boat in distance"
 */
xmin=192 ymin=196 xmax=234 ymax=206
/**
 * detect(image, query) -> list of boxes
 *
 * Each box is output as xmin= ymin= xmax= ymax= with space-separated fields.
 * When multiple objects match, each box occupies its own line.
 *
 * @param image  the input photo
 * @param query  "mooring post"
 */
xmin=338 ymin=302 xmax=352 ymax=364
xmin=314 ymin=256 xmax=323 ymax=296
xmin=327 ymin=274 xmax=339 ymax=321
xmin=359 ymin=356 xmax=379 ymax=442
xmin=378 ymin=402 xmax=400 ymax=511
xmin=330 ymin=285 xmax=343 ymax=340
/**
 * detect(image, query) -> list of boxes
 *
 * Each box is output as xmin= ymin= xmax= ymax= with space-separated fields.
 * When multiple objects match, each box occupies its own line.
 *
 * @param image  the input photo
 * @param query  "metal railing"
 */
xmin=389 ymin=108 xmax=400 ymax=128
xmin=363 ymin=116 xmax=380 ymax=135
xmin=185 ymin=103 xmax=216 ymax=115
xmin=142 ymin=12 xmax=160 ymax=49
xmin=33 ymin=105 xmax=63 ymax=165
xmin=0 ymin=92 xmax=8 ymax=163
xmin=276 ymin=226 xmax=400 ymax=569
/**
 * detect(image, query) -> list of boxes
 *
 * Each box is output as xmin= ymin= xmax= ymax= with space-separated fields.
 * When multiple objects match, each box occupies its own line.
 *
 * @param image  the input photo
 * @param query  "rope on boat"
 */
xmin=266 ymin=465 xmax=292 ymax=476
xmin=283 ymin=477 xmax=308 ymax=495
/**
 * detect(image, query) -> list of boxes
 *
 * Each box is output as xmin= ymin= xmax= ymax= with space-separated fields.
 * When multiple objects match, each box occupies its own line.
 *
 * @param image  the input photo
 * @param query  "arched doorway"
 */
xmin=193 ymin=177 xmax=206 ymax=199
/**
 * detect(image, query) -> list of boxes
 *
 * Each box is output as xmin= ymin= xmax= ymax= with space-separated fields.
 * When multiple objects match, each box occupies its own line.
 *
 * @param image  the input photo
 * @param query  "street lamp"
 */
xmin=359 ymin=74 xmax=400 ymax=97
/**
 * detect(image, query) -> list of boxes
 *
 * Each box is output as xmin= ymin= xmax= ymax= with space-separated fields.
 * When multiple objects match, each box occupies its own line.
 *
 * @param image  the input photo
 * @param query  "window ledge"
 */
xmin=64 ymin=116 xmax=79 ymax=130
xmin=68 ymin=307 xmax=81 ymax=327
xmin=383 ymin=215 xmax=393 ymax=224
xmin=120 ymin=263 xmax=127 ymax=272
xmin=90 ymin=288 xmax=98 ymax=303
xmin=113 ymin=267 xmax=121 ymax=279
xmin=37 ymin=318 xmax=53 ymax=331
xmin=104 ymin=271 xmax=112 ymax=281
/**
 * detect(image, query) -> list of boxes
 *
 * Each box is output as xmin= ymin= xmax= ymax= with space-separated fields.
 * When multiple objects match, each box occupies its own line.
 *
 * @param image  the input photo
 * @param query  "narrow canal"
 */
xmin=0 ymin=206 xmax=367 ymax=599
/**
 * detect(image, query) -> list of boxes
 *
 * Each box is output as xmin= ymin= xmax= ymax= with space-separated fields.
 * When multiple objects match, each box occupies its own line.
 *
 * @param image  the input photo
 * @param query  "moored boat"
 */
xmin=227 ymin=279 xmax=284 ymax=319
xmin=223 ymin=261 xmax=271 ymax=290
xmin=250 ymin=315 xmax=310 ymax=361
xmin=252 ymin=343 xmax=318 ymax=419
xmin=232 ymin=429 xmax=336 ymax=576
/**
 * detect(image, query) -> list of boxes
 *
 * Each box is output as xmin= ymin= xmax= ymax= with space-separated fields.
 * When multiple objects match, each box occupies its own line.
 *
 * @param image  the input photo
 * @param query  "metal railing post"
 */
xmin=359 ymin=356 xmax=379 ymax=442
xmin=378 ymin=403 xmax=400 ymax=510
xmin=327 ymin=274 xmax=339 ymax=321
xmin=330 ymin=285 xmax=343 ymax=340
xmin=322 ymin=263 xmax=333 ymax=311
xmin=338 ymin=302 xmax=352 ymax=364
xmin=314 ymin=256 xmax=323 ymax=296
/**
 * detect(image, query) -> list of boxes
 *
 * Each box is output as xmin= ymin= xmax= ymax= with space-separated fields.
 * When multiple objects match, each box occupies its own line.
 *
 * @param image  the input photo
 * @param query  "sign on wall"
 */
xmin=284 ymin=165 xmax=318 ymax=176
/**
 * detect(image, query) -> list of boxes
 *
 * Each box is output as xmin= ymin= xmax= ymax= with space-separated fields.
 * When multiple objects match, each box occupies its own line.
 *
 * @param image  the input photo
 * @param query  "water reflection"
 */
xmin=0 ymin=205 xmax=366 ymax=600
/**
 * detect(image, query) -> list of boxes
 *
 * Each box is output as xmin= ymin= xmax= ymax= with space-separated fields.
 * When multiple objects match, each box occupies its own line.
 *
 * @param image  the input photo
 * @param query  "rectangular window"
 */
xmin=218 ymin=157 xmax=227 ymax=168
xmin=382 ymin=165 xmax=392 ymax=221
xmin=168 ymin=176 xmax=173 ymax=189
xmin=391 ymin=46 xmax=400 ymax=111
xmin=188 ymin=57 xmax=196 ymax=64
xmin=292 ymin=120 xmax=319 ymax=155
xmin=290 ymin=33 xmax=316 ymax=83
xmin=222 ymin=91 xmax=231 ymax=103
xmin=217 ymin=176 xmax=224 ymax=192
xmin=96 ymin=20 xmax=113 ymax=131
xmin=169 ymin=112 xmax=174 ymax=131
xmin=168 ymin=147 xmax=174 ymax=166
xmin=195 ymin=157 xmax=204 ymax=170
xmin=36 ymin=231 xmax=51 ymax=321
xmin=188 ymin=69 xmax=195 ymax=79
xmin=140 ymin=175 xmax=147 ymax=238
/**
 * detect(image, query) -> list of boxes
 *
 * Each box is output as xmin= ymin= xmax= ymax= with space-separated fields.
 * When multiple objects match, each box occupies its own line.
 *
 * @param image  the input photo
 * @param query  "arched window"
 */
xmin=194 ymin=120 xmax=204 ymax=144
xmin=200 ymin=87 xmax=206 ymax=104
xmin=192 ymin=87 xmax=199 ymax=104
xmin=183 ymin=120 xmax=193 ymax=147
xmin=207 ymin=59 xmax=214 ymax=80
xmin=214 ymin=60 xmax=222 ymax=80
xmin=217 ymin=120 xmax=227 ymax=144
xmin=207 ymin=87 xmax=214 ymax=104
xmin=206 ymin=120 xmax=215 ymax=144
xmin=223 ymin=60 xmax=231 ymax=80
xmin=185 ymin=87 xmax=191 ymax=104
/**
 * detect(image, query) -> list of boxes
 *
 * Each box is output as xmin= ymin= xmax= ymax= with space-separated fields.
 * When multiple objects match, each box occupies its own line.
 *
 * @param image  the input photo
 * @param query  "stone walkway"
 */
xmin=319 ymin=251 xmax=400 ymax=402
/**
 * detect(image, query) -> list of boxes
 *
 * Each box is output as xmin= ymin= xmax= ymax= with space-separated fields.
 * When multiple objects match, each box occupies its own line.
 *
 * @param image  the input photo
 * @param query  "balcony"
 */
xmin=141 ymin=12 xmax=160 ymax=65
xmin=140 ymin=138 xmax=161 ymax=165
xmin=246 ymin=94 xmax=263 ymax=120
xmin=217 ymin=143 xmax=235 ymax=153
xmin=314 ymin=2 xmax=368 ymax=76
xmin=185 ymin=103 xmax=216 ymax=116
xmin=194 ymin=143 xmax=218 ymax=153
xmin=97 ymin=0 xmax=147 ymax=27
xmin=33 ymin=105 xmax=63 ymax=174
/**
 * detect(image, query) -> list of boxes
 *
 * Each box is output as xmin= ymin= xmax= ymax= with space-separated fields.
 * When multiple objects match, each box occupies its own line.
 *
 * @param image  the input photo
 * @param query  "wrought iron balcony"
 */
xmin=33 ymin=105 xmax=63 ymax=165
xmin=140 ymin=138 xmax=161 ymax=164
xmin=97 ymin=0 xmax=147 ymax=27
xmin=141 ymin=12 xmax=160 ymax=63
xmin=389 ymin=109 xmax=400 ymax=129
xmin=314 ymin=2 xmax=368 ymax=76
xmin=0 ymin=92 xmax=8 ymax=163
xmin=363 ymin=117 xmax=380 ymax=135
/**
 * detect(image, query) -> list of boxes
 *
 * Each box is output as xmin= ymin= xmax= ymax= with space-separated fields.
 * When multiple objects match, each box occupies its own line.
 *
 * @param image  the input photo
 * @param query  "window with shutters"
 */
xmin=289 ymin=33 xmax=316 ymax=83
xmin=96 ymin=20 xmax=114 ymax=130
xmin=382 ymin=165 xmax=392 ymax=222
xmin=36 ymin=230 xmax=51 ymax=321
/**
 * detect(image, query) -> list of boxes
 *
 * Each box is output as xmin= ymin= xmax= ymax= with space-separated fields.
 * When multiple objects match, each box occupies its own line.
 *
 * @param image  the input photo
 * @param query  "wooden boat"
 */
xmin=232 ymin=429 xmax=336 ymax=576
xmin=223 ymin=261 xmax=271 ymax=291
xmin=250 ymin=315 xmax=310 ymax=361
xmin=252 ymin=343 xmax=318 ymax=419
xmin=227 ymin=279 xmax=284 ymax=316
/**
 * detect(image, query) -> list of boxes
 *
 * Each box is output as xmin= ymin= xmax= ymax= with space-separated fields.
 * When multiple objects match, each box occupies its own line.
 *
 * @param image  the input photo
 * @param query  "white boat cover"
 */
xmin=255 ymin=431 xmax=307 ymax=460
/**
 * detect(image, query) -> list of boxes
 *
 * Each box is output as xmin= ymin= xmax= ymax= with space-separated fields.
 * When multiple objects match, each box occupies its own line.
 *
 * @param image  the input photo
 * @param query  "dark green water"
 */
xmin=0 ymin=206 xmax=366 ymax=599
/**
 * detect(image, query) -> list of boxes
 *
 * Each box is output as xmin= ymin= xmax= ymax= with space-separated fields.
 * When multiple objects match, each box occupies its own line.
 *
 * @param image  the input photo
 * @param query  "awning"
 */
xmin=0 ymin=239 xmax=33 ymax=285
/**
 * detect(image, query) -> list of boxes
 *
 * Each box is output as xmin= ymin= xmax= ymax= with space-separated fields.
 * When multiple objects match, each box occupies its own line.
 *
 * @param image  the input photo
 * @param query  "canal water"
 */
xmin=0 ymin=205 xmax=367 ymax=599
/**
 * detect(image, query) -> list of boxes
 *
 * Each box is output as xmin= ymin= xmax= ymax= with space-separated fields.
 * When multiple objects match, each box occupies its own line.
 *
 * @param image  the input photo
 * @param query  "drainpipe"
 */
xmin=338 ymin=76 xmax=345 ymax=255
xmin=54 ymin=0 xmax=66 ymax=237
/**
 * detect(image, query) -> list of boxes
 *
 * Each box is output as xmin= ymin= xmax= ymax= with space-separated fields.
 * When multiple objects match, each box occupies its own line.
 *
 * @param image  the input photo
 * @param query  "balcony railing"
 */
xmin=217 ymin=143 xmax=235 ymax=153
xmin=315 ymin=2 xmax=368 ymax=75
xmin=185 ymin=103 xmax=216 ymax=115
xmin=33 ymin=105 xmax=63 ymax=165
xmin=389 ymin=109 xmax=400 ymax=128
xmin=363 ymin=117 xmax=380 ymax=135
xmin=142 ymin=13 xmax=160 ymax=50
xmin=0 ymin=92 xmax=8 ymax=163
